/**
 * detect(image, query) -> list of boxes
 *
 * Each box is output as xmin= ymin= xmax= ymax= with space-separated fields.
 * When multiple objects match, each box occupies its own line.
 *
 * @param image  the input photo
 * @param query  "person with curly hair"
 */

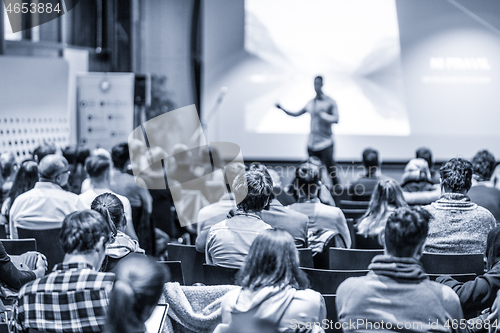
xmin=424 ymin=158 xmax=496 ymax=254
xmin=468 ymin=150 xmax=500 ymax=222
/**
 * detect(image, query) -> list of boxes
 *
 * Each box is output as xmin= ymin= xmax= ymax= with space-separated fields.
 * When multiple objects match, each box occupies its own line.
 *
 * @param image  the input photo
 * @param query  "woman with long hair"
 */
xmin=356 ymin=179 xmax=408 ymax=246
xmin=1 ymin=160 xmax=38 ymax=235
xmin=91 ymin=193 xmax=145 ymax=272
xmin=106 ymin=256 xmax=169 ymax=333
xmin=216 ymin=229 xmax=326 ymax=332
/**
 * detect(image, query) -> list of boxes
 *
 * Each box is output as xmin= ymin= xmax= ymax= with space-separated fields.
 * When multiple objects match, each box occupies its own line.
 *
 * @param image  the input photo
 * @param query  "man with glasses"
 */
xmin=9 ymin=154 xmax=86 ymax=239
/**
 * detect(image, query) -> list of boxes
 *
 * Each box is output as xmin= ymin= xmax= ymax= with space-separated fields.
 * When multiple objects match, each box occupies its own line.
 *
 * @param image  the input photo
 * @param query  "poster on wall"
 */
xmin=76 ymin=73 xmax=135 ymax=152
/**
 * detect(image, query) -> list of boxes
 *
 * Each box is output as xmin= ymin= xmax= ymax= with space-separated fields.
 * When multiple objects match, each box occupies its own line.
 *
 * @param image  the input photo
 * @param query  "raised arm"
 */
xmin=276 ymin=103 xmax=307 ymax=117
xmin=319 ymin=100 xmax=339 ymax=124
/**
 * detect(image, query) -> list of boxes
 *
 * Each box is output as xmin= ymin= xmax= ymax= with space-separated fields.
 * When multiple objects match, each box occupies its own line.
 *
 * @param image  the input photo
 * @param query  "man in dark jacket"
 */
xmin=437 ymin=226 xmax=500 ymax=319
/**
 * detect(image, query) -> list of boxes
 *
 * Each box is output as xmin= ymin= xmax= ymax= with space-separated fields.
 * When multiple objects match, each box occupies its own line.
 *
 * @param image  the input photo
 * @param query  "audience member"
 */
xmin=288 ymin=163 xmax=350 ymax=255
xmin=336 ymin=207 xmax=464 ymax=333
xmin=206 ymin=170 xmax=272 ymax=268
xmin=80 ymin=148 xmax=113 ymax=193
xmin=468 ymin=150 xmax=500 ymax=222
xmin=425 ymin=158 xmax=496 ymax=254
xmin=0 ymin=240 xmax=46 ymax=290
xmin=282 ymin=157 xmax=336 ymax=206
xmin=356 ymin=179 xmax=408 ymax=247
xmin=0 ymin=152 xmax=18 ymax=202
xmin=110 ymin=143 xmax=153 ymax=254
xmin=91 ymin=193 xmax=145 ymax=272
xmin=79 ymin=155 xmax=138 ymax=240
xmin=195 ymin=162 xmax=245 ymax=252
xmin=401 ymin=158 xmax=436 ymax=192
xmin=32 ymin=143 xmax=56 ymax=163
xmin=15 ymin=210 xmax=115 ymax=332
xmin=216 ymin=229 xmax=326 ymax=332
xmin=106 ymin=256 xmax=169 ymax=333
xmin=416 ymin=147 xmax=440 ymax=184
xmin=437 ymin=226 xmax=500 ymax=319
xmin=251 ymin=163 xmax=309 ymax=248
xmin=0 ymin=160 xmax=38 ymax=235
xmin=349 ymin=148 xmax=392 ymax=201
xmin=9 ymin=155 xmax=86 ymax=239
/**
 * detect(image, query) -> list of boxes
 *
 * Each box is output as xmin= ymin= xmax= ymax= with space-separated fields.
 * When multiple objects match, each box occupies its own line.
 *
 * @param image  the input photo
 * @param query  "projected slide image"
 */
xmin=244 ymin=0 xmax=410 ymax=136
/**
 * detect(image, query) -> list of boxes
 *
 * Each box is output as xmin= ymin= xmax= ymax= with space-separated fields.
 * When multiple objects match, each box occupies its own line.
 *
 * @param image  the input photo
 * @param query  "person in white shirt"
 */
xmin=79 ymin=155 xmax=138 ymax=241
xmin=10 ymin=155 xmax=86 ymax=239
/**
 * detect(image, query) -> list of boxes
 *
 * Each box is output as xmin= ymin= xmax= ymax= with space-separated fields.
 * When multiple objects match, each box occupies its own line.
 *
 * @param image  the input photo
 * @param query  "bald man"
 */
xmin=9 ymin=155 xmax=86 ymax=239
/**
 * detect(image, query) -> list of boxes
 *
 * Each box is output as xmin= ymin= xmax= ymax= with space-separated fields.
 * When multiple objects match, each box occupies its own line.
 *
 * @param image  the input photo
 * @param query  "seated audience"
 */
xmin=217 ymin=229 xmax=326 ymax=332
xmin=195 ymin=162 xmax=245 ymax=252
xmin=0 ymin=152 xmax=18 ymax=202
xmin=416 ymin=147 xmax=440 ymax=184
xmin=282 ymin=156 xmax=336 ymax=206
xmin=106 ymin=256 xmax=169 ymax=333
xmin=468 ymin=150 xmax=500 ymax=222
xmin=400 ymin=158 xmax=441 ymax=205
xmin=1 ymin=160 xmax=38 ymax=235
xmin=32 ymin=143 xmax=56 ymax=164
xmin=437 ymin=226 xmax=500 ymax=319
xmin=15 ymin=210 xmax=115 ymax=332
xmin=336 ymin=207 xmax=464 ymax=333
xmin=205 ymin=170 xmax=272 ymax=268
xmin=425 ymin=158 xmax=496 ymax=254
xmin=288 ymin=163 xmax=350 ymax=255
xmin=356 ymin=179 xmax=408 ymax=247
xmin=249 ymin=164 xmax=309 ymax=248
xmin=0 ymin=240 xmax=46 ymax=290
xmin=110 ymin=143 xmax=153 ymax=254
xmin=349 ymin=148 xmax=392 ymax=201
xmin=81 ymin=148 xmax=113 ymax=193
xmin=9 ymin=155 xmax=86 ymax=239
xmin=91 ymin=193 xmax=145 ymax=272
xmin=79 ymin=155 xmax=138 ymax=240
xmin=493 ymin=164 xmax=500 ymax=191
xmin=401 ymin=158 xmax=436 ymax=192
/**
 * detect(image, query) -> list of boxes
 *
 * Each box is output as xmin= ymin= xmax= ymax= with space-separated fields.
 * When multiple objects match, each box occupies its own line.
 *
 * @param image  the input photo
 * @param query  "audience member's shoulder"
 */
xmin=296 ymin=288 xmax=322 ymax=301
xmin=336 ymin=275 xmax=367 ymax=297
xmin=424 ymin=280 xmax=461 ymax=308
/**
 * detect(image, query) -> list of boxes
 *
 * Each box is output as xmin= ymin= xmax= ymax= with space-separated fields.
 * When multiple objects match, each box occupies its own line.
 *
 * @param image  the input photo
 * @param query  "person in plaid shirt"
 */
xmin=15 ymin=210 xmax=115 ymax=333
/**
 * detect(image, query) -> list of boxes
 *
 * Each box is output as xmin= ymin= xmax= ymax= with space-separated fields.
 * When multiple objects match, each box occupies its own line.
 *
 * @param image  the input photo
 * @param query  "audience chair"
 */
xmin=341 ymin=209 xmax=366 ymax=220
xmin=202 ymin=264 xmax=238 ymax=285
xmin=298 ymin=248 xmax=314 ymax=268
xmin=159 ymin=261 xmax=185 ymax=285
xmin=354 ymin=234 xmax=384 ymax=250
xmin=421 ymin=252 xmax=485 ymax=275
xmin=1 ymin=238 xmax=37 ymax=255
xmin=346 ymin=218 xmax=356 ymax=249
xmin=167 ymin=243 xmax=206 ymax=285
xmin=301 ymin=268 xmax=368 ymax=294
xmin=0 ymin=225 xmax=6 ymax=239
xmin=427 ymin=273 xmax=477 ymax=283
xmin=322 ymin=294 xmax=341 ymax=333
xmin=329 ymin=248 xmax=384 ymax=270
xmin=314 ymin=234 xmax=347 ymax=269
xmin=17 ymin=228 xmax=63 ymax=272
xmin=339 ymin=200 xmax=369 ymax=210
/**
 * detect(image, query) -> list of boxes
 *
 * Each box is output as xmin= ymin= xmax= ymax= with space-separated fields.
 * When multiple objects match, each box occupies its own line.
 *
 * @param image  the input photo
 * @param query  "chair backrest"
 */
xmin=427 ymin=273 xmax=477 ymax=283
xmin=297 ymin=248 xmax=313 ymax=268
xmin=159 ymin=261 xmax=185 ymax=285
xmin=339 ymin=200 xmax=370 ymax=210
xmin=301 ymin=268 xmax=368 ymax=294
xmin=346 ymin=219 xmax=356 ymax=249
xmin=17 ymin=228 xmax=64 ymax=272
xmin=341 ymin=209 xmax=366 ymax=220
xmin=202 ymin=264 xmax=239 ymax=285
xmin=329 ymin=248 xmax=384 ymax=270
xmin=354 ymin=234 xmax=384 ymax=250
xmin=421 ymin=252 xmax=485 ymax=275
xmin=322 ymin=294 xmax=341 ymax=333
xmin=1 ymin=238 xmax=37 ymax=255
xmin=0 ymin=225 xmax=7 ymax=239
xmin=167 ymin=243 xmax=206 ymax=285
xmin=313 ymin=235 xmax=347 ymax=269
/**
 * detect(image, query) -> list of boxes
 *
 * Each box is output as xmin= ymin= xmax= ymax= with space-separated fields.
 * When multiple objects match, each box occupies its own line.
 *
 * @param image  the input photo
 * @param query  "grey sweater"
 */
xmin=425 ymin=193 xmax=497 ymax=254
